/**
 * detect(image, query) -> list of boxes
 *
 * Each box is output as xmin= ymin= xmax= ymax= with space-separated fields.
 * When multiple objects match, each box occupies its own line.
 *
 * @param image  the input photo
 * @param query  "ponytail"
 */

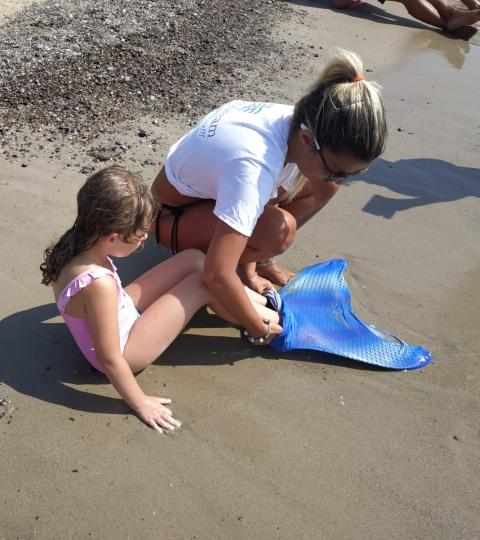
xmin=291 ymin=49 xmax=387 ymax=162
xmin=40 ymin=224 xmax=96 ymax=285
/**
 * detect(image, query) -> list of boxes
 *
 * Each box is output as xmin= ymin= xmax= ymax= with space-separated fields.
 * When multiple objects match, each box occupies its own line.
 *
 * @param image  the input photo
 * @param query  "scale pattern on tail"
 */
xmin=269 ymin=259 xmax=431 ymax=370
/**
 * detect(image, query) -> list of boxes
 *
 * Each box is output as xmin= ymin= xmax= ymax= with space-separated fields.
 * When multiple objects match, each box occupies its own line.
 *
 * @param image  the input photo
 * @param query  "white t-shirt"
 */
xmin=164 ymin=100 xmax=300 ymax=237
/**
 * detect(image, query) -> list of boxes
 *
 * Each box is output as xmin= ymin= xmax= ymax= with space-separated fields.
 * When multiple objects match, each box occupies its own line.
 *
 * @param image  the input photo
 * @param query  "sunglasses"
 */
xmin=300 ymin=123 xmax=369 ymax=182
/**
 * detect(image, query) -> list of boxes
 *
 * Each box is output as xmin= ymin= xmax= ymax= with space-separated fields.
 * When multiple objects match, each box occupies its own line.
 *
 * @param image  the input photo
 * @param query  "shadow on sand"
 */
xmin=345 ymin=157 xmax=479 ymax=218
xmin=289 ymin=0 xmax=479 ymax=51
xmin=1 ymin=242 xmax=379 ymax=416
xmin=290 ymin=0 xmax=428 ymax=30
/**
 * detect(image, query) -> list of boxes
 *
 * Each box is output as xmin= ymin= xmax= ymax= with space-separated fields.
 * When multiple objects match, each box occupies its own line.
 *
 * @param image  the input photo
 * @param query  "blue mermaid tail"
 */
xmin=269 ymin=259 xmax=431 ymax=370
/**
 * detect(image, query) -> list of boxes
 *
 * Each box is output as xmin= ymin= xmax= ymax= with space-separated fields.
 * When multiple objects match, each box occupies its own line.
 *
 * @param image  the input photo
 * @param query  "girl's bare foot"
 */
xmin=256 ymin=260 xmax=295 ymax=287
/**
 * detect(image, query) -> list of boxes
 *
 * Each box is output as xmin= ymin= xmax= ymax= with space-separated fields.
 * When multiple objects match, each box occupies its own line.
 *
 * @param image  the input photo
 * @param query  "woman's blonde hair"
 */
xmin=40 ymin=166 xmax=156 ymax=285
xmin=284 ymin=50 xmax=387 ymax=203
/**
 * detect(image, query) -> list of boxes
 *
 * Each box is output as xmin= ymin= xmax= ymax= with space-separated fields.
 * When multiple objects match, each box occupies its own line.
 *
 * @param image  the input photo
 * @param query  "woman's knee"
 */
xmin=280 ymin=210 xmax=297 ymax=251
xmin=266 ymin=208 xmax=297 ymax=254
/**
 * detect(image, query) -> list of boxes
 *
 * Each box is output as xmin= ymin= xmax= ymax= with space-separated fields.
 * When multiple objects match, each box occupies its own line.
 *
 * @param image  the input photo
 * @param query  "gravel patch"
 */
xmin=0 ymin=0 xmax=292 ymax=168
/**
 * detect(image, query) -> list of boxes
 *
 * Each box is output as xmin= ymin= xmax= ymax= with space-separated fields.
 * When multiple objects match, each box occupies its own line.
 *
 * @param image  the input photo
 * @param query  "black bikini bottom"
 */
xmin=155 ymin=201 xmax=206 ymax=254
xmin=155 ymin=204 xmax=184 ymax=254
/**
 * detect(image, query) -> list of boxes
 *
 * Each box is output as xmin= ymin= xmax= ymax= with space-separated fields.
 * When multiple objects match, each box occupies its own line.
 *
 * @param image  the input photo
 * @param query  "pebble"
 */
xmin=0 ymin=0 xmax=286 ymax=164
xmin=92 ymin=151 xmax=112 ymax=162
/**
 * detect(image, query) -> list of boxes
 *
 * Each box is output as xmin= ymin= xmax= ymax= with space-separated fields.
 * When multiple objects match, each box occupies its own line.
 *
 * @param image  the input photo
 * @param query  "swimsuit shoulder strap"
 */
xmin=56 ymin=266 xmax=120 ymax=313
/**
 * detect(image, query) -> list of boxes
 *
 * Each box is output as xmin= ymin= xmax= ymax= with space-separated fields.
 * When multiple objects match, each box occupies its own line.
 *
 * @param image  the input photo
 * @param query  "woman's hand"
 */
xmin=243 ymin=272 xmax=273 ymax=294
xmin=238 ymin=263 xmax=272 ymax=293
xmin=134 ymin=397 xmax=181 ymax=433
xmin=244 ymin=320 xmax=283 ymax=346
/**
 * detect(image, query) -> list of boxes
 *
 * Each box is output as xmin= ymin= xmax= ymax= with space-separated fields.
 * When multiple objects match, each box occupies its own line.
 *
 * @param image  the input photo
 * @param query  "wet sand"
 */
xmin=1 ymin=1 xmax=479 ymax=539
xmin=0 ymin=0 xmax=36 ymax=19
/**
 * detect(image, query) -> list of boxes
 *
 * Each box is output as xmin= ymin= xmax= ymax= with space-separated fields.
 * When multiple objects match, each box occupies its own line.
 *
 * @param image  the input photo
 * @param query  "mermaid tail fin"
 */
xmin=269 ymin=259 xmax=431 ymax=370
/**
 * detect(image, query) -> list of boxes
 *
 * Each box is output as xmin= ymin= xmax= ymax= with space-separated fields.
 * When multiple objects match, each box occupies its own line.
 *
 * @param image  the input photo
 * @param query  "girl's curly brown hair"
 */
xmin=41 ymin=166 xmax=156 ymax=285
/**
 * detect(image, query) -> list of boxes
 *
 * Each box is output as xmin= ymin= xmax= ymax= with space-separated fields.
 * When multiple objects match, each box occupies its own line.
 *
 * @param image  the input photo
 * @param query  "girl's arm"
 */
xmin=203 ymin=219 xmax=282 ymax=340
xmin=82 ymin=278 xmax=180 ymax=432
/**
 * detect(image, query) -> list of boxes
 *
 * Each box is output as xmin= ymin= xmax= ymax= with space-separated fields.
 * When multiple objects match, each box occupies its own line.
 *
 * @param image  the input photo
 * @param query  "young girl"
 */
xmin=41 ymin=166 xmax=281 ymax=433
xmin=151 ymin=50 xmax=387 ymax=351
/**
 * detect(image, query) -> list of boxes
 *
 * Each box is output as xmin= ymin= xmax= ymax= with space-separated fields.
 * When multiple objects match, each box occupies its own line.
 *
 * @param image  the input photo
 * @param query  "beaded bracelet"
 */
xmin=243 ymin=319 xmax=272 ymax=346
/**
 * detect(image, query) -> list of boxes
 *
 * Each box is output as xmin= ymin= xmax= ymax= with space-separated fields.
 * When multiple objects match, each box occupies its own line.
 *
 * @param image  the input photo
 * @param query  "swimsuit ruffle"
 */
xmin=57 ymin=265 xmax=119 ymax=313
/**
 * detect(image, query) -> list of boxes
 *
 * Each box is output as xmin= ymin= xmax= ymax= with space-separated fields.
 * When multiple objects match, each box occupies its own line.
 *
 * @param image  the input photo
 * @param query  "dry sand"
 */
xmin=1 ymin=1 xmax=479 ymax=539
xmin=0 ymin=0 xmax=37 ymax=19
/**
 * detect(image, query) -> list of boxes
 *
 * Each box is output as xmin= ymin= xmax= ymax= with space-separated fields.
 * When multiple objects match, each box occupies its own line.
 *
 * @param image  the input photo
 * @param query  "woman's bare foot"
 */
xmin=256 ymin=260 xmax=295 ymax=287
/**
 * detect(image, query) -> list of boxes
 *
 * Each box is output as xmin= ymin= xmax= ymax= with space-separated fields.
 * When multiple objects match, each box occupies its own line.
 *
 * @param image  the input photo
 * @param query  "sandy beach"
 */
xmin=1 ymin=1 xmax=479 ymax=539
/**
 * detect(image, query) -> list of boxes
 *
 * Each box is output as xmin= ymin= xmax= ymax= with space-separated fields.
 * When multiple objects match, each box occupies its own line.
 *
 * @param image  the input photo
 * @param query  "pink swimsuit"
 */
xmin=56 ymin=261 xmax=140 ymax=373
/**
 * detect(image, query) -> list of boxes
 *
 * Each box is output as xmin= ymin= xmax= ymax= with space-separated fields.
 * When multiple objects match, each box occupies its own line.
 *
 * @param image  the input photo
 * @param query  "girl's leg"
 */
xmin=123 ymin=272 xmax=210 ymax=372
xmin=127 ymin=245 xmax=272 ymax=313
xmin=123 ymin=271 xmax=279 ymax=372
xmin=124 ymin=249 xmax=204 ymax=312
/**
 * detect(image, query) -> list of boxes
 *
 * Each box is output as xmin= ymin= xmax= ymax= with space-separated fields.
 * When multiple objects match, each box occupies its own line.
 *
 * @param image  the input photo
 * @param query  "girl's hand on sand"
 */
xmin=134 ymin=397 xmax=181 ymax=433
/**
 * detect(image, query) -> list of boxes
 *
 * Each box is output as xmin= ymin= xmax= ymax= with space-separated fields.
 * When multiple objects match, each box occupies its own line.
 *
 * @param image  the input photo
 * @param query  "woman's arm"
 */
xmin=82 ymin=278 xmax=179 ymax=432
xmin=203 ymin=219 xmax=281 ymax=340
xmin=279 ymin=178 xmax=340 ymax=228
